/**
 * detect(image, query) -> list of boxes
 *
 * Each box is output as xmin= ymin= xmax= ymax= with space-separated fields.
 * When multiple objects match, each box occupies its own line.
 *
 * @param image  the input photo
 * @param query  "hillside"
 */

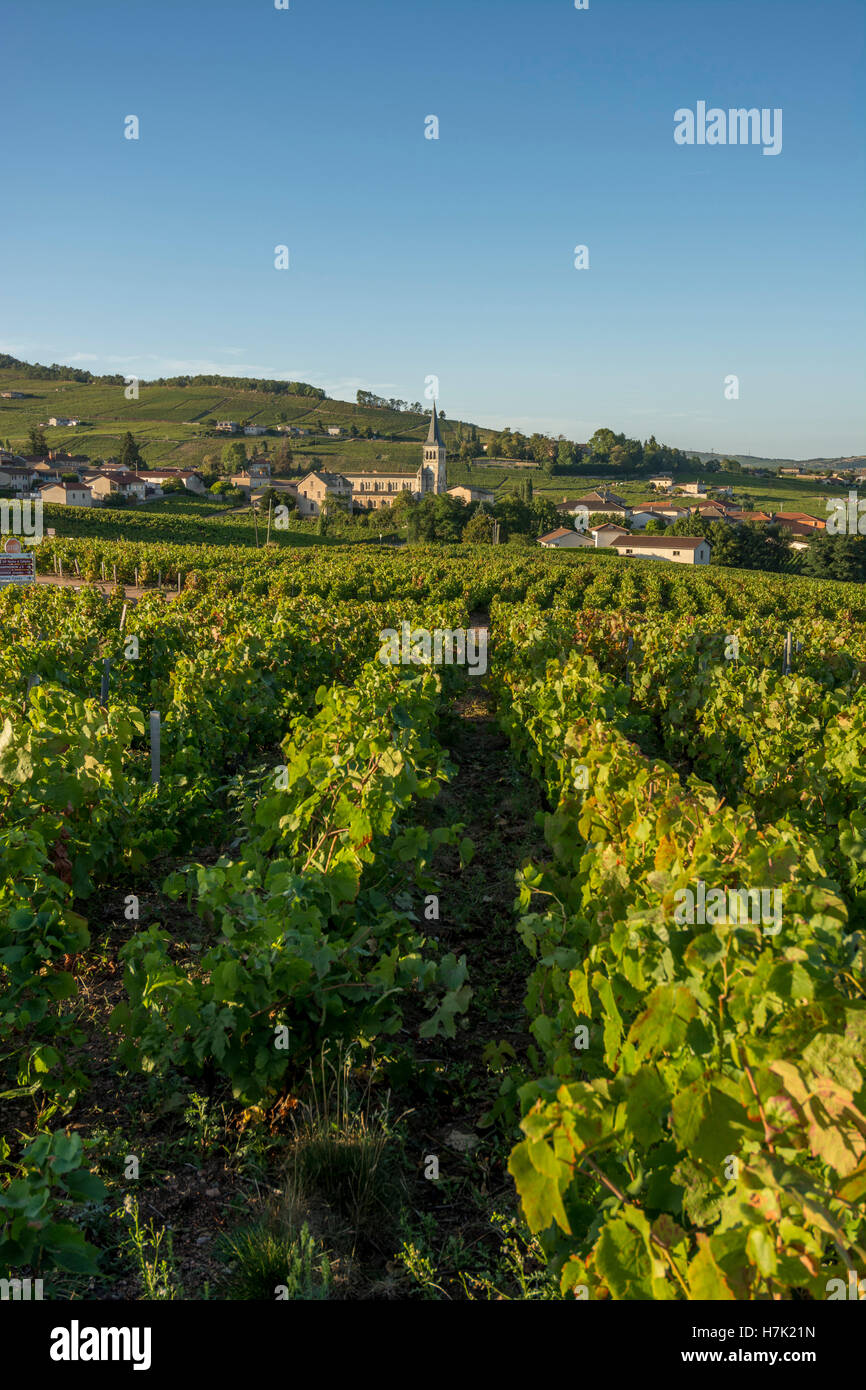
xmin=689 ymin=450 xmax=866 ymax=470
xmin=0 ymin=358 xmax=487 ymax=473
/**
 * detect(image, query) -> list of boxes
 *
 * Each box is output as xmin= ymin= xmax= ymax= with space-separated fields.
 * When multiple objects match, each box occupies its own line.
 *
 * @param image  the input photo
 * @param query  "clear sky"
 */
xmin=3 ymin=0 xmax=864 ymax=458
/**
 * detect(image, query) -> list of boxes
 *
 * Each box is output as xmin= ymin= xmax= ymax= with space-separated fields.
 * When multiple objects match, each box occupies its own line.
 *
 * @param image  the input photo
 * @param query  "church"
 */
xmin=296 ymin=403 xmax=447 ymax=517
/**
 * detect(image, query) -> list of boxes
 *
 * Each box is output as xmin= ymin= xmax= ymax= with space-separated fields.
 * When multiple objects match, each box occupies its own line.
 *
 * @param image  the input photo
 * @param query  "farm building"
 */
xmin=611 ymin=535 xmax=711 ymax=565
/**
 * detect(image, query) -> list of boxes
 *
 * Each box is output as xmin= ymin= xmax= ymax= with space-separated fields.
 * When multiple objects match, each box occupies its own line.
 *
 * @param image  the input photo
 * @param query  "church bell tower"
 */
xmin=418 ymin=401 xmax=447 ymax=494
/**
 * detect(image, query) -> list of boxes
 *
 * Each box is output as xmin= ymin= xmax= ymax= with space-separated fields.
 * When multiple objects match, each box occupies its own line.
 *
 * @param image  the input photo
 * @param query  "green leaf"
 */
xmin=687 ymin=1235 xmax=736 ymax=1299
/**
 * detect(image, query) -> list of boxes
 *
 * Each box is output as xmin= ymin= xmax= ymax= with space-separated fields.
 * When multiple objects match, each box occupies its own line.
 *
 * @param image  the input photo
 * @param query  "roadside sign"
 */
xmin=0 ymin=538 xmax=36 ymax=584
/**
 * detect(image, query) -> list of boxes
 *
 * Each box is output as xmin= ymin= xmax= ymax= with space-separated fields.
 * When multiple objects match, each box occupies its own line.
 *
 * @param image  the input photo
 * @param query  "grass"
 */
xmin=217 ymin=1220 xmax=332 ymax=1301
xmin=284 ymin=1052 xmax=402 ymax=1257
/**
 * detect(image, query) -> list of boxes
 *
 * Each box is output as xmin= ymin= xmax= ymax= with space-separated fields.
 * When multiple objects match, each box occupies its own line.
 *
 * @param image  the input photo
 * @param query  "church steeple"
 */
xmin=426 ymin=400 xmax=444 ymax=448
xmin=418 ymin=401 xmax=447 ymax=494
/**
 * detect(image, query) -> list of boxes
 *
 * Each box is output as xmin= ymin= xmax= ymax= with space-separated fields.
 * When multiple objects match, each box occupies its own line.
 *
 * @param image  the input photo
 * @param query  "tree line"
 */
xmin=480 ymin=425 xmax=700 ymax=474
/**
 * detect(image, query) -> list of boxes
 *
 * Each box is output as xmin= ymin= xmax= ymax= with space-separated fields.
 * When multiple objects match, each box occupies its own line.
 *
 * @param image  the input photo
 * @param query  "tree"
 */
xmin=27 ymin=427 xmax=49 ymax=457
xmin=390 ymin=490 xmax=414 ymax=519
xmin=588 ymin=427 xmax=619 ymax=461
xmin=799 ymin=533 xmax=866 ymax=582
xmin=463 ymin=511 xmax=495 ymax=543
xmin=431 ymin=493 xmax=466 ymax=542
xmin=530 ymin=497 xmax=560 ymax=535
xmin=493 ymin=495 xmax=532 ymax=541
xmin=272 ymin=440 xmax=294 ymax=473
xmin=221 ymin=440 xmax=248 ymax=473
xmin=118 ymin=431 xmax=145 ymax=471
xmin=556 ymin=439 xmax=576 ymax=472
xmin=609 ymin=438 xmax=643 ymax=470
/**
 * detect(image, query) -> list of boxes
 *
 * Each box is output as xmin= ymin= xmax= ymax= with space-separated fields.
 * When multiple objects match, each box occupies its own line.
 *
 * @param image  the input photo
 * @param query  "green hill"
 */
xmin=0 ymin=357 xmax=487 ymax=473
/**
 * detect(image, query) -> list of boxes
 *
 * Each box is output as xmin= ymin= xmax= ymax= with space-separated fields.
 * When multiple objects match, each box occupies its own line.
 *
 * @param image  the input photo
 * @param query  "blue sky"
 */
xmin=2 ymin=0 xmax=864 ymax=457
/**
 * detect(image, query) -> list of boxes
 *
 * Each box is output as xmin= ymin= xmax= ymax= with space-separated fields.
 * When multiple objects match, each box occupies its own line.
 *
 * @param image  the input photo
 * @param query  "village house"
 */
xmin=47 ymin=416 xmax=81 ymax=427
xmin=538 ymin=526 xmax=594 ymax=549
xmin=0 ymin=390 xmax=26 ymax=399
xmin=627 ymin=507 xmax=658 ymax=530
xmin=677 ymin=481 xmax=707 ymax=497
xmin=0 ymin=465 xmax=36 ymax=493
xmin=612 ymin=535 xmax=711 ymax=565
xmin=635 ymin=499 xmax=694 ymax=524
xmin=558 ymin=496 xmax=636 ymax=527
xmin=591 ymin=522 xmax=630 ymax=548
xmin=693 ymin=502 xmax=736 ymax=523
xmin=89 ymin=471 xmax=148 ymax=502
xmin=215 ymin=421 xmax=241 ymax=434
xmin=39 ymin=480 xmax=94 ymax=506
xmin=133 ymin=468 xmax=207 ymax=494
xmin=230 ymin=460 xmax=272 ymax=494
xmin=327 ymin=426 xmax=343 ymax=437
xmin=31 ymin=460 xmax=64 ymax=482
xmin=252 ymin=480 xmax=298 ymax=507
xmin=727 ymin=509 xmax=773 ymax=523
xmin=296 ymin=470 xmax=354 ymax=517
xmin=558 ymin=489 xmax=631 ymax=521
xmin=649 ymin=475 xmax=674 ymax=491
xmin=447 ymin=485 xmax=495 ymax=505
xmin=773 ymin=511 xmax=825 ymax=532
xmin=243 ymin=425 xmax=267 ymax=436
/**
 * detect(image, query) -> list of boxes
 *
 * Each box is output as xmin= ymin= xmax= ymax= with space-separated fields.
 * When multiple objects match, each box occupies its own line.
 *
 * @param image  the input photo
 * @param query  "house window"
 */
xmin=673 ymin=550 xmax=680 ymax=556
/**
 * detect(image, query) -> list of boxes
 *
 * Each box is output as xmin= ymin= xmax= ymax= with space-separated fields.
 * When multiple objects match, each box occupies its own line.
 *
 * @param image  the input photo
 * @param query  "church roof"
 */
xmin=426 ymin=401 xmax=444 ymax=447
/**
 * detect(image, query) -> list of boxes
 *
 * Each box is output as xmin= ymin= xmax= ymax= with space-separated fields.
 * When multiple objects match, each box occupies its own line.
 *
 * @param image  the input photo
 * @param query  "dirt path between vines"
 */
xmin=34 ymin=575 xmax=180 ymax=601
xmin=385 ymin=610 xmax=551 ymax=1296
